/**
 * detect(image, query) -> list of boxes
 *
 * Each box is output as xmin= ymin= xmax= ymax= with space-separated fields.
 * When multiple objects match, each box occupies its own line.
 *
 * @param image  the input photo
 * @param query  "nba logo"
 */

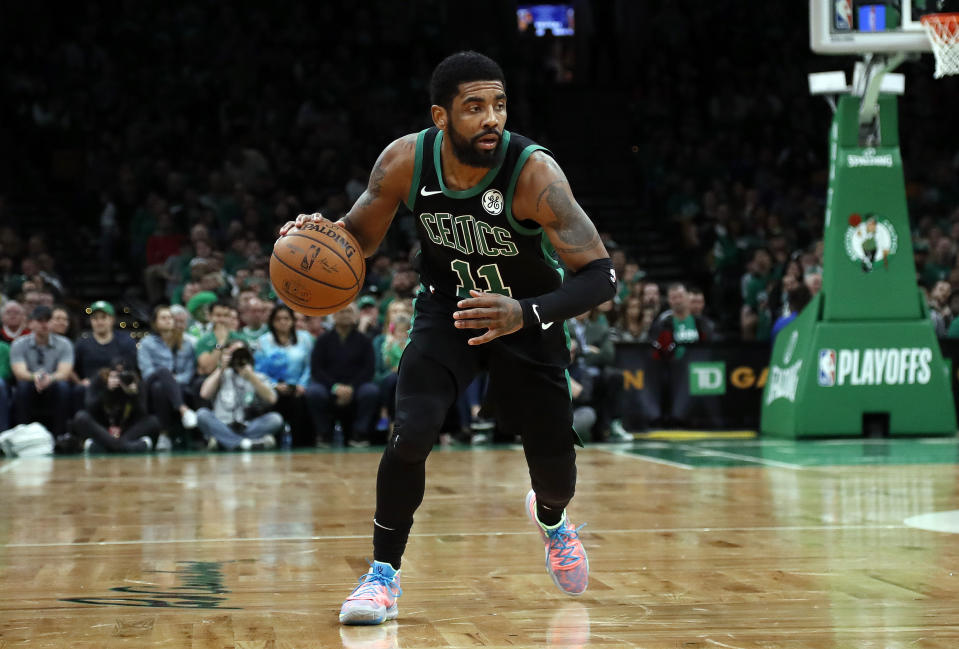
xmin=818 ymin=349 xmax=836 ymax=386
xmin=834 ymin=0 xmax=853 ymax=30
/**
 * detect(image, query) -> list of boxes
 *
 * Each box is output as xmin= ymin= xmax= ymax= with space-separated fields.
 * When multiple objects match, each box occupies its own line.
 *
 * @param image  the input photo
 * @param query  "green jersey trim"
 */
xmin=565 ymin=364 xmax=585 ymax=448
xmin=406 ymin=129 xmax=429 ymax=210
xmin=432 ymin=130 xmax=511 ymax=198
xmin=539 ymin=232 xmax=561 ymax=270
xmin=505 ymin=144 xmax=550 ymax=236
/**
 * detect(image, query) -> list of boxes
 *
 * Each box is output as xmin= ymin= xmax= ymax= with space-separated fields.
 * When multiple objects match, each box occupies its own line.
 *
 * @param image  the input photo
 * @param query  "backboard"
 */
xmin=811 ymin=1 xmax=937 ymax=53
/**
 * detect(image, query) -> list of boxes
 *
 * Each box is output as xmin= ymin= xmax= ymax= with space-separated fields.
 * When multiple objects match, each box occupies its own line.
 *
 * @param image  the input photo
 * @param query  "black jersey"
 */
xmin=405 ymin=127 xmax=564 ymax=307
xmin=402 ymin=127 xmax=571 ymax=370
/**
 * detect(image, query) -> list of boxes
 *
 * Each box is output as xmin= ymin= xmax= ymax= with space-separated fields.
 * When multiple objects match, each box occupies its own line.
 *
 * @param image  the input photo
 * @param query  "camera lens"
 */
xmin=230 ymin=347 xmax=252 ymax=369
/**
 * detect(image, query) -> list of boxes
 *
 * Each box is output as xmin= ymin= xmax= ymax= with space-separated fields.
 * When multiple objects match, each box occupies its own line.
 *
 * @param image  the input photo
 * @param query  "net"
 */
xmin=920 ymin=13 xmax=959 ymax=78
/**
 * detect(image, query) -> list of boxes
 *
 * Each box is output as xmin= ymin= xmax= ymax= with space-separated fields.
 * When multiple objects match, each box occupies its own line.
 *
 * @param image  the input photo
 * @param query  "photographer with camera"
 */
xmin=196 ymin=339 xmax=284 ymax=450
xmin=73 ymin=360 xmax=159 ymax=453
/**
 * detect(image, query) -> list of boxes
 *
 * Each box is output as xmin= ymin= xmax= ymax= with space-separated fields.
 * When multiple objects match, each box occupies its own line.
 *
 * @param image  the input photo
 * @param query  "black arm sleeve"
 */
xmin=518 ymin=257 xmax=617 ymax=328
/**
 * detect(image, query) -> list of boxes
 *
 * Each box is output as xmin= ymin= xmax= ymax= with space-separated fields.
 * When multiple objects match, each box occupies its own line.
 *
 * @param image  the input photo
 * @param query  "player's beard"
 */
xmin=447 ymin=122 xmax=502 ymax=168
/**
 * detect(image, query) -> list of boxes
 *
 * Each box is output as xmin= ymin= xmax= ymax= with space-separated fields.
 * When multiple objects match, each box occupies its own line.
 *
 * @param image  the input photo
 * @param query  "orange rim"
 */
xmin=921 ymin=12 xmax=959 ymax=36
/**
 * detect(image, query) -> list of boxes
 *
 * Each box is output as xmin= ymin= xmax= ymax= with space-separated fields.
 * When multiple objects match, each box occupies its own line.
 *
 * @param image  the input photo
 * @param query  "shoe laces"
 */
xmin=547 ymin=522 xmax=587 ymax=567
xmin=351 ymin=567 xmax=402 ymax=600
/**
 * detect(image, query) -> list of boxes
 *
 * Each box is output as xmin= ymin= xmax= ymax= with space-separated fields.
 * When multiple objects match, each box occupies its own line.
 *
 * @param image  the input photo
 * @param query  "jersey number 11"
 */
xmin=450 ymin=260 xmax=512 ymax=298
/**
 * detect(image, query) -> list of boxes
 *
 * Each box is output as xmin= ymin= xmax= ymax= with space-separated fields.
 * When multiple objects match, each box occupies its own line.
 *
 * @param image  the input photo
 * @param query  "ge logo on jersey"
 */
xmin=482 ymin=189 xmax=504 ymax=216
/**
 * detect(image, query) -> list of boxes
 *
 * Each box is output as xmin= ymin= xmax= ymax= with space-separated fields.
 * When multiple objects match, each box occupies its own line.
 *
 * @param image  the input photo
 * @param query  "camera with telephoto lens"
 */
xmin=229 ymin=345 xmax=253 ymax=370
xmin=118 ymin=370 xmax=137 ymax=386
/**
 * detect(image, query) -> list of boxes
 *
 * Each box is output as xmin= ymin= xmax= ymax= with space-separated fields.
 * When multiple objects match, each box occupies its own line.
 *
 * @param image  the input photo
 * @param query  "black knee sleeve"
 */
xmin=527 ymin=447 xmax=577 ymax=509
xmin=387 ymin=395 xmax=448 ymax=464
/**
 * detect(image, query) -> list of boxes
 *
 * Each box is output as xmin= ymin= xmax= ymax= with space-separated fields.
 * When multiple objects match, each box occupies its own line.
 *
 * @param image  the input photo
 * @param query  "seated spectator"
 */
xmin=740 ymin=249 xmax=776 ymax=341
xmin=929 ymin=280 xmax=952 ymax=338
xmin=185 ymin=290 xmax=217 ymax=338
xmin=301 ymin=314 xmax=328 ymax=339
xmin=356 ymin=294 xmax=381 ymax=339
xmin=0 ymin=338 xmax=10 ymax=431
xmin=804 ymin=271 xmax=822 ymax=297
xmin=197 ymin=340 xmax=282 ymax=450
xmin=306 ymin=303 xmax=379 ymax=447
xmin=923 ymin=239 xmax=954 ymax=288
xmin=74 ymin=360 xmax=159 ymax=453
xmin=238 ymin=295 xmax=270 ymax=348
xmin=73 ymin=301 xmax=137 ymax=410
xmin=372 ymin=307 xmax=411 ymax=436
xmin=137 ymin=305 xmax=198 ymax=448
xmin=771 ymin=284 xmax=812 ymax=342
xmin=687 ymin=287 xmax=719 ymax=341
xmin=641 ymin=282 xmax=662 ymax=316
xmin=22 ymin=289 xmax=55 ymax=316
xmin=650 ymin=283 xmax=711 ymax=360
xmin=50 ymin=305 xmax=74 ymax=340
xmin=142 ymin=211 xmax=186 ymax=304
xmin=168 ymin=304 xmax=197 ymax=347
xmin=610 ymin=296 xmax=654 ymax=343
xmin=9 ymin=305 xmax=74 ymax=436
xmin=255 ymin=304 xmax=313 ymax=445
xmin=195 ymin=297 xmax=244 ymax=376
xmin=569 ymin=304 xmax=621 ymax=441
xmin=1 ymin=300 xmax=28 ymax=344
xmin=172 ymin=257 xmax=214 ymax=306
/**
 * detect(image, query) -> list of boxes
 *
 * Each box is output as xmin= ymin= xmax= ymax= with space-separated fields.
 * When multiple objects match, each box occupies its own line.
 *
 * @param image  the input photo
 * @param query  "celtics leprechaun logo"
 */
xmin=844 ymin=213 xmax=898 ymax=273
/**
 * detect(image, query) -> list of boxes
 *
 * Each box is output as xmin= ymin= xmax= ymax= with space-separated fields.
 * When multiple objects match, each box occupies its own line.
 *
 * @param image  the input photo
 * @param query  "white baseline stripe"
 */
xmin=2 ymin=524 xmax=906 ymax=549
xmin=678 ymin=445 xmax=806 ymax=470
xmin=601 ymin=447 xmax=693 ymax=469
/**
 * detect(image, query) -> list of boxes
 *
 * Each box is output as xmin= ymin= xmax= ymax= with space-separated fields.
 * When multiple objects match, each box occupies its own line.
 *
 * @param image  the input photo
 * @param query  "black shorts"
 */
xmin=400 ymin=290 xmax=575 ymax=447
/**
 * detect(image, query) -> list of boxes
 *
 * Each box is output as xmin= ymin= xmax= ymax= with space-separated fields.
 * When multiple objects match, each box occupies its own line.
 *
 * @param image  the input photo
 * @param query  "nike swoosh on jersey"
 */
xmin=420 ymin=187 xmax=443 ymax=196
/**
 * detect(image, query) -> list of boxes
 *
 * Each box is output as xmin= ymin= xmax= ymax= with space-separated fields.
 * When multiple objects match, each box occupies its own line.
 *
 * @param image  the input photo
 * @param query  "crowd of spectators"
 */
xmin=2 ymin=2 xmax=959 ymax=444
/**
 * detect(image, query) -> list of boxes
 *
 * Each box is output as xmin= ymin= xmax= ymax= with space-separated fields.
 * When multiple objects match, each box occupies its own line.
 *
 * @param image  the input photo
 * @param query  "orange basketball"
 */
xmin=270 ymin=222 xmax=366 ymax=316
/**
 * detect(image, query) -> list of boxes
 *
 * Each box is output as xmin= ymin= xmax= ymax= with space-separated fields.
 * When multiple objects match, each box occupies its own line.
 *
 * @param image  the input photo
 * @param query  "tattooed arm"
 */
xmin=512 ymin=150 xmax=609 ymax=270
xmin=280 ymin=134 xmax=416 ymax=257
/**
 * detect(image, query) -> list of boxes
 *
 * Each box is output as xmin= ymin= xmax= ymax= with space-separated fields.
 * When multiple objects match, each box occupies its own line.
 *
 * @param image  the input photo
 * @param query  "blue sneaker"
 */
xmin=526 ymin=490 xmax=589 ymax=595
xmin=339 ymin=561 xmax=402 ymax=625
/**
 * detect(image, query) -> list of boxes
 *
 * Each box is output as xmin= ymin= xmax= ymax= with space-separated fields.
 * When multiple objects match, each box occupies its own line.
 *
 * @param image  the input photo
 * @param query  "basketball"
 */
xmin=270 ymin=222 xmax=366 ymax=316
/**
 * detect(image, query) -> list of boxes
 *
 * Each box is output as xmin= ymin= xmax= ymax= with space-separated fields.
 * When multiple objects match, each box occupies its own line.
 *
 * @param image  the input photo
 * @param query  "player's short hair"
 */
xmin=430 ymin=51 xmax=506 ymax=110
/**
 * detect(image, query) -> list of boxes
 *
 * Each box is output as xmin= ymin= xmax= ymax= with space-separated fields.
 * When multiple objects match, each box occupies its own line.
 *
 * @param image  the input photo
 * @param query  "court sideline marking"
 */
xmin=600 ymin=445 xmax=806 ymax=470
xmin=2 ymin=523 xmax=909 ymax=548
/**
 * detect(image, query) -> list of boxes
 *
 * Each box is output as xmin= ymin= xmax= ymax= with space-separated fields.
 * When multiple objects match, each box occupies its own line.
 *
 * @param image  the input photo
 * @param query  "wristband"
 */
xmin=518 ymin=257 xmax=616 ymax=328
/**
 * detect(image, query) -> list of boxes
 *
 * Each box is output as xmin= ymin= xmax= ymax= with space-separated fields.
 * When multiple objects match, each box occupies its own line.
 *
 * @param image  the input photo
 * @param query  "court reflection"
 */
xmin=336 ymin=602 xmax=590 ymax=649
xmin=339 ymin=621 xmax=398 ymax=649
xmin=547 ymin=602 xmax=591 ymax=649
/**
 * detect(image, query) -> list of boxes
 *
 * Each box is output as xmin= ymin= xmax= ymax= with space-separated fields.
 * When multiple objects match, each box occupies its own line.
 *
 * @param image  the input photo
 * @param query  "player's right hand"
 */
xmin=279 ymin=212 xmax=337 ymax=237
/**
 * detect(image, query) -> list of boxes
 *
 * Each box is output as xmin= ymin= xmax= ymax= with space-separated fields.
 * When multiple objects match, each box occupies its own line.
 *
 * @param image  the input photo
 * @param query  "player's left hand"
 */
xmin=454 ymin=290 xmax=524 ymax=345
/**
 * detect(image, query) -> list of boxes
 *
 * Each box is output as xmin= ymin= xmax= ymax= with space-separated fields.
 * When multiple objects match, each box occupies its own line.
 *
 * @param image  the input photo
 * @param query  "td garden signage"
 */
xmin=817 ymin=347 xmax=933 ymax=387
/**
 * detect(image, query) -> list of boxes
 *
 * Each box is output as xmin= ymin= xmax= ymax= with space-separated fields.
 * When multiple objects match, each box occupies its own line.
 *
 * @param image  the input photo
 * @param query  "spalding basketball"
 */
xmin=270 ymin=222 xmax=366 ymax=316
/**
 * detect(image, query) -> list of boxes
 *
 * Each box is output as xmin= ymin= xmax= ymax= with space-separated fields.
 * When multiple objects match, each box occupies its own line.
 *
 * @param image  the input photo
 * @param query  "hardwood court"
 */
xmin=3 ymin=437 xmax=959 ymax=648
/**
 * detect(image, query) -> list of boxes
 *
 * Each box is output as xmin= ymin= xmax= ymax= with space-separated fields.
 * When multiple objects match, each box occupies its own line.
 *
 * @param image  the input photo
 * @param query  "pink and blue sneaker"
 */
xmin=339 ymin=561 xmax=402 ymax=625
xmin=525 ymin=489 xmax=589 ymax=595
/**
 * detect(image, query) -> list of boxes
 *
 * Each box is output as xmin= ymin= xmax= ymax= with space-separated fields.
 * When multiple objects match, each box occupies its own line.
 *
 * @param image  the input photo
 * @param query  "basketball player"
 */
xmin=278 ymin=51 xmax=616 ymax=625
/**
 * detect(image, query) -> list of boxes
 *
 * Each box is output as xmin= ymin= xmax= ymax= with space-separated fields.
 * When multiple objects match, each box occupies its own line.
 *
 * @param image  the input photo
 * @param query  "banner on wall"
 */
xmin=614 ymin=342 xmax=772 ymax=430
xmin=616 ymin=339 xmax=959 ymax=431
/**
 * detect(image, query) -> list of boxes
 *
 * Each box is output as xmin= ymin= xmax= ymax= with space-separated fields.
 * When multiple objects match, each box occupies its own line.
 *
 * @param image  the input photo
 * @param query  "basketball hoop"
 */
xmin=920 ymin=13 xmax=959 ymax=77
